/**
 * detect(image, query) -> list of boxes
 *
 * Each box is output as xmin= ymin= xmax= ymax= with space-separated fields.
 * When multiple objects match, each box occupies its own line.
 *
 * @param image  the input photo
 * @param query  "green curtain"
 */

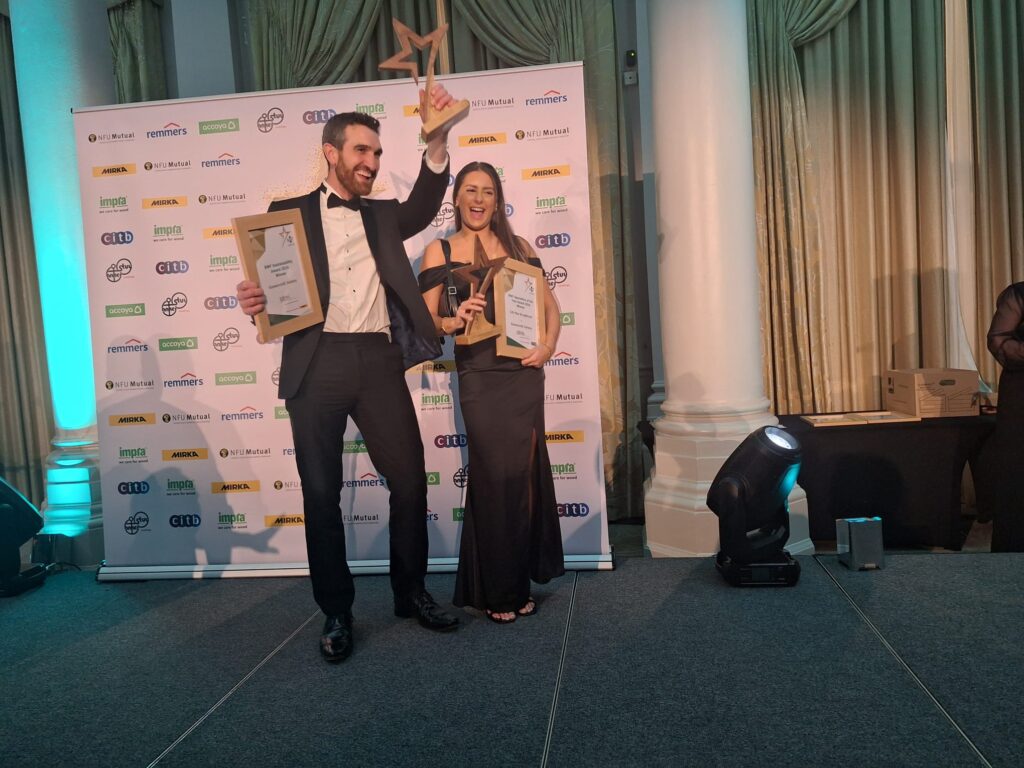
xmin=0 ymin=12 xmax=54 ymax=505
xmin=746 ymin=0 xmax=858 ymax=415
xmin=798 ymin=0 xmax=948 ymax=411
xmin=108 ymin=0 xmax=168 ymax=103
xmin=453 ymin=0 xmax=644 ymax=520
xmin=971 ymin=0 xmax=1024 ymax=391
xmin=247 ymin=0 xmax=384 ymax=90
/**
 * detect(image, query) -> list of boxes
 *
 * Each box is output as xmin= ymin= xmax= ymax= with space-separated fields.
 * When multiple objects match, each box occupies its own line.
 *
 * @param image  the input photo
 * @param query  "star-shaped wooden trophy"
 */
xmin=378 ymin=19 xmax=470 ymax=140
xmin=451 ymin=235 xmax=507 ymax=346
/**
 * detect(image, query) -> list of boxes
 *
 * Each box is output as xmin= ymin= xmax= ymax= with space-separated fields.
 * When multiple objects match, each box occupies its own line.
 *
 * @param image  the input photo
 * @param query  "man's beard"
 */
xmin=335 ymin=162 xmax=374 ymax=198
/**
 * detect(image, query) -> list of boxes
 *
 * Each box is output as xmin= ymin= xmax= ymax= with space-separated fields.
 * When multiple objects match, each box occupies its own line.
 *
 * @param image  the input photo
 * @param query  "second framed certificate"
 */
xmin=232 ymin=209 xmax=323 ymax=343
xmin=493 ymin=258 xmax=546 ymax=359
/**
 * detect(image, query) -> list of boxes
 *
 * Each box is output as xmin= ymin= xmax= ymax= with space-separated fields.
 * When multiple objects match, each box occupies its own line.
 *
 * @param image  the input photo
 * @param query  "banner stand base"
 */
xmin=96 ymin=553 xmax=613 ymax=582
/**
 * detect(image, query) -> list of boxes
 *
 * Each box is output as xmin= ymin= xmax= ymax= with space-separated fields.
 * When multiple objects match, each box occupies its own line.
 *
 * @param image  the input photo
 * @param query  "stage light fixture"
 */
xmin=706 ymin=426 xmax=802 ymax=587
xmin=0 ymin=477 xmax=47 ymax=597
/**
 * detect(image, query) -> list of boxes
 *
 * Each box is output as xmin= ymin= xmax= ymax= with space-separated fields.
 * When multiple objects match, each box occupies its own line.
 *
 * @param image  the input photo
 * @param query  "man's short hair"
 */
xmin=322 ymin=112 xmax=381 ymax=148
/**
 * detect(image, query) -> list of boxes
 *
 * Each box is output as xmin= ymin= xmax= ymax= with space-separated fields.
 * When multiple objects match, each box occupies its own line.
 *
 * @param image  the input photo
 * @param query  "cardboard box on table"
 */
xmin=884 ymin=369 xmax=979 ymax=418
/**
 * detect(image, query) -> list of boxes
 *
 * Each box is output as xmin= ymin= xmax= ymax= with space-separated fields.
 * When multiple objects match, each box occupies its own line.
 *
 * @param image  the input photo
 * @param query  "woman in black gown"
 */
xmin=986 ymin=282 xmax=1024 ymax=551
xmin=418 ymin=161 xmax=565 ymax=622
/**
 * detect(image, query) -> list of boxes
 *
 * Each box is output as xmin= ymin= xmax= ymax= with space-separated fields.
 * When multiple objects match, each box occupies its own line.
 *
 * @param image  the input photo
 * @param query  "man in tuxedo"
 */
xmin=236 ymin=87 xmax=458 ymax=663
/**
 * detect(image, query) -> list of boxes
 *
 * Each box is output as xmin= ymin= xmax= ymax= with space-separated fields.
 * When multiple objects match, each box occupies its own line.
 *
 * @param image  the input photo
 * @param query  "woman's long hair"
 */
xmin=452 ymin=161 xmax=527 ymax=261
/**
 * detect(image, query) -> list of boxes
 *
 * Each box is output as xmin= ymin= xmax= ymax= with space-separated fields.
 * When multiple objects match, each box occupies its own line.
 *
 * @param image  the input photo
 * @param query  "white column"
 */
xmin=10 ymin=0 xmax=115 ymax=564
xmin=643 ymin=0 xmax=811 ymax=557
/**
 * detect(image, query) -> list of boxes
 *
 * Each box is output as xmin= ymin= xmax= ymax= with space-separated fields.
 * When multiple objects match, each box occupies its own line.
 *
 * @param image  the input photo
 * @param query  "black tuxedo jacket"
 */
xmin=270 ymin=157 xmax=447 ymax=400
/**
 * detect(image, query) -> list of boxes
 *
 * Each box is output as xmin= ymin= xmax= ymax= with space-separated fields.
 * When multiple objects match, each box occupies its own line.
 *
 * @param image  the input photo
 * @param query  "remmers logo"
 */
xmin=525 ymin=89 xmax=569 ymax=106
xmin=545 ymin=351 xmax=580 ymax=367
xmin=163 ymin=372 xmax=204 ymax=389
xmin=342 ymin=472 xmax=387 ymax=489
xmin=107 ymin=338 xmax=149 ymax=354
xmin=146 ymin=122 xmax=188 ymax=139
xmin=302 ymin=108 xmax=336 ymax=124
xmin=221 ymin=405 xmax=264 ymax=422
xmin=201 ymin=152 xmax=241 ymax=168
xmin=198 ymin=118 xmax=239 ymax=135
xmin=106 ymin=258 xmax=133 ymax=282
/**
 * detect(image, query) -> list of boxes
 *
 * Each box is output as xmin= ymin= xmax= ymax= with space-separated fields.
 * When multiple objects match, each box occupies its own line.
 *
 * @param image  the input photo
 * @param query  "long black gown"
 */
xmin=419 ymin=251 xmax=565 ymax=612
xmin=986 ymin=282 xmax=1024 ymax=552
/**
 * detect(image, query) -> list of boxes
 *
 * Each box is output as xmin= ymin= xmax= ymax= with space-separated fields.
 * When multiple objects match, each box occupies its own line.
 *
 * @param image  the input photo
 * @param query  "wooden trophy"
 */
xmin=452 ymin=235 xmax=507 ymax=346
xmin=378 ymin=19 xmax=470 ymax=140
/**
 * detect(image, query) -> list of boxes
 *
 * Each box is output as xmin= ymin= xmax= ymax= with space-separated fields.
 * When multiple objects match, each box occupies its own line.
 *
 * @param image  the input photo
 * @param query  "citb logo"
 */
xmin=535 ymin=233 xmax=570 ymax=249
xmin=101 ymin=231 xmax=134 ymax=245
xmin=434 ymin=434 xmax=468 ymax=448
xmin=205 ymin=296 xmax=238 ymax=310
xmin=156 ymin=260 xmax=189 ymax=274
xmin=557 ymin=502 xmax=590 ymax=518
xmin=117 ymin=481 xmax=150 ymax=495
xmin=303 ymin=109 xmax=336 ymax=124
xmin=169 ymin=514 xmax=201 ymax=528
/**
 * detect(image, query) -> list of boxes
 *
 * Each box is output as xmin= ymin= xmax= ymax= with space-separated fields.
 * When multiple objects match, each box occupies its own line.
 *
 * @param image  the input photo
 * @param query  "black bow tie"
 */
xmin=322 ymin=186 xmax=360 ymax=211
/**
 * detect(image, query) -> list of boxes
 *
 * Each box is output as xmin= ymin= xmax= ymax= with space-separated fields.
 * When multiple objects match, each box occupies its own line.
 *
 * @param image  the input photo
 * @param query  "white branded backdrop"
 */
xmin=74 ymin=62 xmax=610 ymax=580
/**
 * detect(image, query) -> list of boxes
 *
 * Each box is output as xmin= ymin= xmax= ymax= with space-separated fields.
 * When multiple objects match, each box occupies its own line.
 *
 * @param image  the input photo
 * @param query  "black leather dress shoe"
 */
xmin=320 ymin=612 xmax=353 ymax=663
xmin=394 ymin=591 xmax=459 ymax=632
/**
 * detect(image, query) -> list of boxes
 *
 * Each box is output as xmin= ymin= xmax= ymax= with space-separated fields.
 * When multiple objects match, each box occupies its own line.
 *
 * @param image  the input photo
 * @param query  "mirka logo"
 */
xmin=200 ymin=151 xmax=240 ymax=167
xmin=546 ymin=430 xmax=585 ymax=443
xmin=458 ymin=132 xmax=507 ymax=147
xmin=93 ymin=164 xmax=136 ymax=177
xmin=212 ymin=480 xmax=260 ymax=494
xmin=523 ymin=165 xmax=570 ymax=180
xmin=265 ymin=514 xmax=305 ymax=527
xmin=143 ymin=196 xmax=188 ymax=209
xmin=403 ymin=104 xmax=421 ymax=117
xmin=162 ymin=448 xmax=209 ymax=461
xmin=203 ymin=226 xmax=234 ymax=239
xmin=417 ymin=359 xmax=456 ymax=373
xmin=109 ymin=413 xmax=157 ymax=426
xmin=146 ymin=122 xmax=188 ymax=138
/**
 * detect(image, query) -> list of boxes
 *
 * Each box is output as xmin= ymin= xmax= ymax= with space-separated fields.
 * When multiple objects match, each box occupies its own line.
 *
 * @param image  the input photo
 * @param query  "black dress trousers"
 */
xmin=285 ymin=332 xmax=428 ymax=615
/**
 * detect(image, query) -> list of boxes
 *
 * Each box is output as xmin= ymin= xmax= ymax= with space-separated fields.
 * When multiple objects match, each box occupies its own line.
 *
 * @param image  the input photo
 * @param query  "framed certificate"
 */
xmin=493 ymin=258 xmax=546 ymax=359
xmin=232 ymin=209 xmax=323 ymax=343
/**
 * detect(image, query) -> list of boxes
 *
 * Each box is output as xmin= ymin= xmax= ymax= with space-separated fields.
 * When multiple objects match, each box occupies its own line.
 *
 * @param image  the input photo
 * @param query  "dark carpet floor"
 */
xmin=1 ymin=553 xmax=1019 ymax=767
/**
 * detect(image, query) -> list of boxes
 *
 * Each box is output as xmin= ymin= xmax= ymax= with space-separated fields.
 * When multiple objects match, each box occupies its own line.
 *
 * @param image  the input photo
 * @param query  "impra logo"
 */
xmin=523 ymin=165 xmax=570 ymax=180
xmin=109 ymin=413 xmax=156 ymax=426
xmin=211 ymin=480 xmax=260 ymax=494
xmin=265 ymin=514 xmax=304 ymax=527
xmin=545 ymin=430 xmax=585 ymax=443
xmin=458 ymin=133 xmax=507 ymax=147
xmin=93 ymin=164 xmax=136 ymax=177
xmin=143 ymin=196 xmax=187 ymax=209
xmin=162 ymin=448 xmax=208 ymax=461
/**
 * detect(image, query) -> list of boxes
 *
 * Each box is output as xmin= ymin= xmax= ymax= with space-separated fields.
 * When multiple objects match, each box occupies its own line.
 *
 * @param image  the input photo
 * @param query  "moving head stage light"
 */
xmin=0 ymin=476 xmax=46 ymax=597
xmin=706 ymin=426 xmax=802 ymax=587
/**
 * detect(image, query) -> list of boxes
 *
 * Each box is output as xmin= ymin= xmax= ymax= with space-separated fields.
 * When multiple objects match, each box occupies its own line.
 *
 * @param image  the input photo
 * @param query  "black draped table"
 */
xmin=778 ymin=415 xmax=995 ymax=549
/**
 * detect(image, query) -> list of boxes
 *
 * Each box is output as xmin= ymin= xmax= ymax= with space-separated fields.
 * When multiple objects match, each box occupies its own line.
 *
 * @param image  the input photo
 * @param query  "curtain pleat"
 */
xmin=971 ymin=0 xmax=1024 ymax=390
xmin=0 ymin=14 xmax=54 ymax=504
xmin=109 ymin=0 xmax=167 ymax=103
